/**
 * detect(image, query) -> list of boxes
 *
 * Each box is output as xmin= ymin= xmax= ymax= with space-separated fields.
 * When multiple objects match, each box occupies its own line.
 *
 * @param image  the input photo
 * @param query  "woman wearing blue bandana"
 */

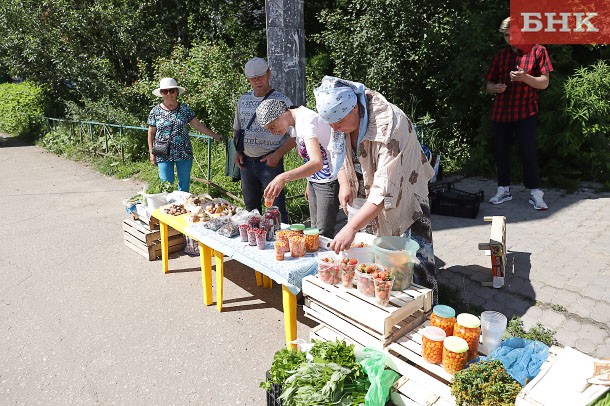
xmin=314 ymin=76 xmax=438 ymax=303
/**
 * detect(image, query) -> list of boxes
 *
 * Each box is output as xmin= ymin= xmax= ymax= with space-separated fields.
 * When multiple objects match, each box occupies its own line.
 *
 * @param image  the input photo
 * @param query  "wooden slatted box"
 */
xmin=310 ymin=324 xmax=457 ymax=406
xmin=302 ymin=275 xmax=433 ymax=349
xmin=122 ymin=218 xmax=185 ymax=260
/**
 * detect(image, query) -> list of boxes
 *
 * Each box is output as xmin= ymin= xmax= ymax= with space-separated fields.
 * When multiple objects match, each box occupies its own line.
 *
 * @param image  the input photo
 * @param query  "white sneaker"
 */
xmin=489 ymin=186 xmax=512 ymax=205
xmin=529 ymin=189 xmax=548 ymax=210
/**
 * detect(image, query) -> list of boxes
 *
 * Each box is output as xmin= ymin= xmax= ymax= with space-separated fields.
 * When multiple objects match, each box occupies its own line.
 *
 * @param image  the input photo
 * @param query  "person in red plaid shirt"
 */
xmin=486 ymin=17 xmax=553 ymax=210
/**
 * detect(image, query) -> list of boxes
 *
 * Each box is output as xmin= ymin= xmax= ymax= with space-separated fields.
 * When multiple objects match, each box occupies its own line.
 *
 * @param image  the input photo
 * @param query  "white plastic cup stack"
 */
xmin=480 ymin=311 xmax=507 ymax=355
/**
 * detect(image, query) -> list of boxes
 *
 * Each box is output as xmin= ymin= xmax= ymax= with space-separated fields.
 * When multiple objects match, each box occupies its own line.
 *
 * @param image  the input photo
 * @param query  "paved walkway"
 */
xmin=1 ymin=137 xmax=608 ymax=404
xmin=432 ymin=176 xmax=610 ymax=357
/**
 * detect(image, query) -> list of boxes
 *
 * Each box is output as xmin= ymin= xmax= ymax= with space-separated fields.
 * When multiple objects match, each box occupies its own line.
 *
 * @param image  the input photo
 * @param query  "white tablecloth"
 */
xmin=186 ymin=223 xmax=323 ymax=295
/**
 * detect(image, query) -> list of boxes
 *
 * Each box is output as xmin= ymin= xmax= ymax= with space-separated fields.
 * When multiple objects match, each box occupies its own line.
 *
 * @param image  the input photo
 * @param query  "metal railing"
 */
xmin=43 ymin=117 xmax=214 ymax=181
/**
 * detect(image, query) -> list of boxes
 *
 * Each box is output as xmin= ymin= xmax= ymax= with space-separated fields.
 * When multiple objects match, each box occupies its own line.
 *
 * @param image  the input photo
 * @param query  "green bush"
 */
xmin=0 ymin=82 xmax=45 ymax=138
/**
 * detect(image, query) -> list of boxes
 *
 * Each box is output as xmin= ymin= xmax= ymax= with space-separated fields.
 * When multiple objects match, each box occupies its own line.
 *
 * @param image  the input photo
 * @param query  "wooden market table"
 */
xmin=152 ymin=209 xmax=319 ymax=347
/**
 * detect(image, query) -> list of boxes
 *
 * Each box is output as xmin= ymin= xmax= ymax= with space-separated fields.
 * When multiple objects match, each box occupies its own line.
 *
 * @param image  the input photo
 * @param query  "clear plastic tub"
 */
xmin=372 ymin=236 xmax=419 ymax=291
xmin=355 ymin=263 xmax=385 ymax=297
xmin=373 ymin=276 xmax=394 ymax=306
xmin=340 ymin=257 xmax=357 ymax=288
xmin=317 ymin=253 xmax=340 ymax=285
xmin=288 ymin=235 xmax=306 ymax=258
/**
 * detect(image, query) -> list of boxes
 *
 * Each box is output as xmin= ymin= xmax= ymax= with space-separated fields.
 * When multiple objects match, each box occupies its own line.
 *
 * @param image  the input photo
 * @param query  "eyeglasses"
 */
xmin=160 ymin=88 xmax=177 ymax=95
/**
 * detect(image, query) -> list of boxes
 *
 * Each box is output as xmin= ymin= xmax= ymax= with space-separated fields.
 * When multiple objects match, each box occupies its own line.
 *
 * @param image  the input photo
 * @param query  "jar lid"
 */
xmin=457 ymin=313 xmax=481 ymax=328
xmin=303 ymin=227 xmax=319 ymax=235
xmin=422 ymin=326 xmax=446 ymax=341
xmin=289 ymin=224 xmax=305 ymax=231
xmin=443 ymin=336 xmax=469 ymax=353
xmin=433 ymin=304 xmax=456 ymax=319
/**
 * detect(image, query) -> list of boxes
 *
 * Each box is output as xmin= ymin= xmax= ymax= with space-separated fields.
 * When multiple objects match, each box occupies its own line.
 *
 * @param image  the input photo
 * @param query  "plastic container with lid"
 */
xmin=304 ymin=228 xmax=320 ymax=252
xmin=442 ymin=336 xmax=469 ymax=374
xmin=421 ymin=326 xmax=446 ymax=364
xmin=289 ymin=223 xmax=305 ymax=234
xmin=372 ymin=236 xmax=420 ymax=291
xmin=430 ymin=304 xmax=456 ymax=337
xmin=454 ymin=313 xmax=481 ymax=361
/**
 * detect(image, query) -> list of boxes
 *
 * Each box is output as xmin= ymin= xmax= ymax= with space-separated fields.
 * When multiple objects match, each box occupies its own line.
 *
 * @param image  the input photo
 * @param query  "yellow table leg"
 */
xmin=255 ymin=271 xmax=263 ymax=287
xmin=282 ymin=285 xmax=297 ymax=349
xmin=214 ymin=250 xmax=224 ymax=312
xmin=159 ymin=222 xmax=169 ymax=274
xmin=199 ymin=243 xmax=213 ymax=306
xmin=262 ymin=275 xmax=270 ymax=288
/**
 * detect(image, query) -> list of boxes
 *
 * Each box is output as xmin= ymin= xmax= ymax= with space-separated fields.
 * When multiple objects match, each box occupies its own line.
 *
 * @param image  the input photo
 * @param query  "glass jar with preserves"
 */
xmin=454 ymin=313 xmax=481 ymax=361
xmin=442 ymin=336 xmax=469 ymax=374
xmin=421 ymin=326 xmax=446 ymax=364
xmin=430 ymin=304 xmax=456 ymax=337
xmin=304 ymin=228 xmax=320 ymax=252
xmin=264 ymin=206 xmax=281 ymax=232
xmin=289 ymin=223 xmax=305 ymax=234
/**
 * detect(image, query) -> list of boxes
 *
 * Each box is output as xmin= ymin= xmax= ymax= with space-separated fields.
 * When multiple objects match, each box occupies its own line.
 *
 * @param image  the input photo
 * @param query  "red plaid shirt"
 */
xmin=486 ymin=44 xmax=553 ymax=122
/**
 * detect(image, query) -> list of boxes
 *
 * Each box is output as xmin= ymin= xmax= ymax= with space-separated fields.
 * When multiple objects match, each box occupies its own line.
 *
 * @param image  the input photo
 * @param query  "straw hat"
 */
xmin=152 ymin=77 xmax=185 ymax=97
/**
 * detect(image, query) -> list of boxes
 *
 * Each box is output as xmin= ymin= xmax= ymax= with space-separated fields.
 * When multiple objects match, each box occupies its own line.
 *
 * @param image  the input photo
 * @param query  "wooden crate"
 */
xmin=310 ymin=324 xmax=457 ymax=406
xmin=122 ymin=218 xmax=185 ymax=260
xmin=386 ymin=321 xmax=454 ymax=384
xmin=515 ymin=346 xmax=608 ymax=406
xmin=302 ymin=275 xmax=432 ymax=349
xmin=131 ymin=210 xmax=160 ymax=230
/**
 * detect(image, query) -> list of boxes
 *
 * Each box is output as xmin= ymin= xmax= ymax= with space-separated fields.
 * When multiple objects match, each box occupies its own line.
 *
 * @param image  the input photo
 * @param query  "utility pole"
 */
xmin=265 ymin=0 xmax=306 ymax=106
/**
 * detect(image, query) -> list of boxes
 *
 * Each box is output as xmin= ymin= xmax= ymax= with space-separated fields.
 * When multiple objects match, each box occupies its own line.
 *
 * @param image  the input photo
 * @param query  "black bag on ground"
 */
xmin=225 ymin=138 xmax=241 ymax=182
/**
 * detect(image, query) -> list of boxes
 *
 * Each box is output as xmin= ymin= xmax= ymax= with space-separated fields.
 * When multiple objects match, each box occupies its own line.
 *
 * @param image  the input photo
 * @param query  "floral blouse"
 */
xmin=147 ymin=103 xmax=195 ymax=162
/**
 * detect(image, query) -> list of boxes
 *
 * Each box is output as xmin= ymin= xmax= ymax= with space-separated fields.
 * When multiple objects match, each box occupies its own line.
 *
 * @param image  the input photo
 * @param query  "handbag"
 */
xmin=224 ymin=138 xmax=241 ymax=182
xmin=151 ymin=112 xmax=175 ymax=157
xmin=152 ymin=138 xmax=170 ymax=157
xmin=233 ymin=88 xmax=275 ymax=153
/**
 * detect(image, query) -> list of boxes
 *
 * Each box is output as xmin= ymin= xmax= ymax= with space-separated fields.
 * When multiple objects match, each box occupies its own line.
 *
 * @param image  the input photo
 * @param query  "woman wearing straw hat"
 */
xmin=147 ymin=77 xmax=222 ymax=192
xmin=255 ymin=99 xmax=345 ymax=238
xmin=314 ymin=76 xmax=438 ymax=302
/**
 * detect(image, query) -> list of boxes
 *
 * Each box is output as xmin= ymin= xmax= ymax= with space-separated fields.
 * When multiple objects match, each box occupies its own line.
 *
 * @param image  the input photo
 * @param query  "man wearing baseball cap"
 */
xmin=232 ymin=57 xmax=294 ymax=222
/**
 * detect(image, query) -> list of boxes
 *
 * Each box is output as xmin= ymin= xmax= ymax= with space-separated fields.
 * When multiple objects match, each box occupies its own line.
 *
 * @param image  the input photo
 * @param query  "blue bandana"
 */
xmin=314 ymin=76 xmax=369 ymax=177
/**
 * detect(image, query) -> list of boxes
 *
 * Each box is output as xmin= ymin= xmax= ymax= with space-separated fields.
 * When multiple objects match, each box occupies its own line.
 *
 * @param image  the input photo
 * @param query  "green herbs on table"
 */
xmin=260 ymin=347 xmax=307 ymax=392
xmin=144 ymin=178 xmax=176 ymax=194
xmin=260 ymin=339 xmax=369 ymax=406
xmin=505 ymin=316 xmax=558 ymax=347
xmin=280 ymin=362 xmax=365 ymax=406
xmin=451 ymin=359 xmax=522 ymax=406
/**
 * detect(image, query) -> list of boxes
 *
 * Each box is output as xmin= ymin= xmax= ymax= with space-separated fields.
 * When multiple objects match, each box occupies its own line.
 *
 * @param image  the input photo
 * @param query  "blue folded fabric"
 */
xmin=487 ymin=337 xmax=550 ymax=386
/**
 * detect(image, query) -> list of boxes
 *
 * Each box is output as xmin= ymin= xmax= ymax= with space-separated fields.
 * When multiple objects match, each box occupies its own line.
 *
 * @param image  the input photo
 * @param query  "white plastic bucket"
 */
xmin=346 ymin=198 xmax=367 ymax=222
xmin=346 ymin=232 xmax=377 ymax=264
xmin=143 ymin=192 xmax=167 ymax=209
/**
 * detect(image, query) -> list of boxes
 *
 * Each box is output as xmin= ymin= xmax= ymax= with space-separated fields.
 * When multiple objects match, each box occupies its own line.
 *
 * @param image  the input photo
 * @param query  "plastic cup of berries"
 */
xmin=340 ymin=257 xmax=358 ymax=288
xmin=247 ymin=227 xmax=257 ymax=246
xmin=255 ymin=228 xmax=267 ymax=250
xmin=239 ymin=224 xmax=249 ymax=242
